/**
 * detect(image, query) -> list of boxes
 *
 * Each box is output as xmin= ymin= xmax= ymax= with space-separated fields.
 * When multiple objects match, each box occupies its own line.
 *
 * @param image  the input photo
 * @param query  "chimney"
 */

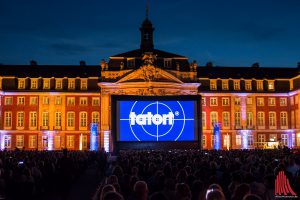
xmin=251 ymin=62 xmax=259 ymax=68
xmin=206 ymin=62 xmax=213 ymax=68
xmin=30 ymin=60 xmax=37 ymax=66
xmin=80 ymin=60 xmax=86 ymax=66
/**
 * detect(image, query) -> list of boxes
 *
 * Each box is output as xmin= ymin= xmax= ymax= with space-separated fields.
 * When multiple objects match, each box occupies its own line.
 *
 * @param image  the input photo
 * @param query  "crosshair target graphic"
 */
xmin=119 ymin=101 xmax=195 ymax=141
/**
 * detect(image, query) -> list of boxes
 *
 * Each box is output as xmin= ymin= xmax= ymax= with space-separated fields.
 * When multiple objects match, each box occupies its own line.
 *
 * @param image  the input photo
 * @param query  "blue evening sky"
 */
xmin=0 ymin=0 xmax=300 ymax=67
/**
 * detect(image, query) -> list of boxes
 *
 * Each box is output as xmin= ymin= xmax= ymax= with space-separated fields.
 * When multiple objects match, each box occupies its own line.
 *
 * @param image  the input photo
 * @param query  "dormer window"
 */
xmin=31 ymin=79 xmax=38 ymax=89
xmin=43 ymin=79 xmax=50 ymax=89
xmin=56 ymin=79 xmax=62 ymax=89
xmin=127 ymin=58 xmax=135 ymax=68
xmin=234 ymin=80 xmax=240 ymax=90
xmin=18 ymin=79 xmax=25 ymax=89
xmin=257 ymin=80 xmax=263 ymax=91
xmin=81 ymin=79 xmax=87 ymax=90
xmin=164 ymin=59 xmax=172 ymax=68
xmin=68 ymin=79 xmax=75 ymax=90
xmin=245 ymin=80 xmax=252 ymax=91
xmin=222 ymin=80 xmax=228 ymax=90
xmin=268 ymin=80 xmax=275 ymax=90
xmin=210 ymin=80 xmax=217 ymax=90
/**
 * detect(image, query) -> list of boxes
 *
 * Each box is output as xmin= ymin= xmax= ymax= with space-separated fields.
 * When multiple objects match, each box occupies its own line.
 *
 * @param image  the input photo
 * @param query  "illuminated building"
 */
xmin=0 ymin=13 xmax=300 ymax=151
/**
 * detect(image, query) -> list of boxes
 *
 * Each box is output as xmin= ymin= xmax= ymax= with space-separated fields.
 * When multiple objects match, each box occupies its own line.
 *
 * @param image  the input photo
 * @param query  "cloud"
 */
xmin=49 ymin=42 xmax=89 ymax=55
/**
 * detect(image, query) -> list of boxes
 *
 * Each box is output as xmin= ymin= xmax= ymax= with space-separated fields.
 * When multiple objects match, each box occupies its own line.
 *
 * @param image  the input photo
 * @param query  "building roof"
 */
xmin=197 ymin=66 xmax=300 ymax=79
xmin=0 ymin=65 xmax=101 ymax=78
xmin=111 ymin=48 xmax=187 ymax=58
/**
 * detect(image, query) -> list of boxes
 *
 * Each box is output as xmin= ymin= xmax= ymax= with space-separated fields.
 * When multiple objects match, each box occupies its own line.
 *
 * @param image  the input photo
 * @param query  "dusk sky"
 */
xmin=0 ymin=0 xmax=300 ymax=67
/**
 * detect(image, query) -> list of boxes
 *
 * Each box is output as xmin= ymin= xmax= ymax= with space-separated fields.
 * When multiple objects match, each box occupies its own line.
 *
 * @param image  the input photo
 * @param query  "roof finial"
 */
xmin=146 ymin=0 xmax=149 ymax=19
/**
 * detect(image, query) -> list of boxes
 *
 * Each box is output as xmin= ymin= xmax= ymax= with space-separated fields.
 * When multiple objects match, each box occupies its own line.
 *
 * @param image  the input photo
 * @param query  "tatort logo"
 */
xmin=119 ymin=101 xmax=195 ymax=142
xmin=129 ymin=112 xmax=175 ymax=126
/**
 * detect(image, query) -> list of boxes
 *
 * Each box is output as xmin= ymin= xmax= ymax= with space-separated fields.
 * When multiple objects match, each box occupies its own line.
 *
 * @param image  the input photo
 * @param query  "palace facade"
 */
xmin=0 ymin=15 xmax=300 ymax=151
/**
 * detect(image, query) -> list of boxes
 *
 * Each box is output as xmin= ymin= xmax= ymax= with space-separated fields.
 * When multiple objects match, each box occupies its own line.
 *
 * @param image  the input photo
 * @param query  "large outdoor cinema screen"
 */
xmin=112 ymin=95 xmax=200 ymax=143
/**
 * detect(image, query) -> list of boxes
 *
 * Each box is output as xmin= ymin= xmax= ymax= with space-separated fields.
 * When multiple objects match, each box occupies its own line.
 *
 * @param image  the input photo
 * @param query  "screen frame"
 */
xmin=111 ymin=95 xmax=202 ymax=152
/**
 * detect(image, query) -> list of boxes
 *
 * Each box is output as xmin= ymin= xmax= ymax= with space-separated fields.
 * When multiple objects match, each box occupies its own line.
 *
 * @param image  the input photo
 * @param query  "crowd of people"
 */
xmin=0 ymin=148 xmax=98 ymax=200
xmin=94 ymin=149 xmax=300 ymax=200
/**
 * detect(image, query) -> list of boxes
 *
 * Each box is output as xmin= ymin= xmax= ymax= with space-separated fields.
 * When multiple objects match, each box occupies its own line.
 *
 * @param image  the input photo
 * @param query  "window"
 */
xmin=4 ymin=135 xmax=11 ymax=148
xmin=201 ymin=97 xmax=206 ymax=106
xmin=67 ymin=112 xmax=75 ymax=127
xmin=247 ymin=134 xmax=254 ymax=146
xmin=67 ymin=97 xmax=75 ymax=106
xmin=31 ymin=79 xmax=38 ymax=89
xmin=80 ymin=112 xmax=87 ymax=127
xmin=28 ymin=135 xmax=37 ymax=148
xmin=42 ymin=112 xmax=49 ymax=127
xmin=245 ymin=80 xmax=252 ymax=91
xmin=257 ymin=112 xmax=265 ymax=127
xmin=17 ymin=112 xmax=24 ymax=127
xmin=29 ymin=112 xmax=37 ymax=128
xmin=222 ymin=98 xmax=230 ymax=106
xmin=281 ymin=134 xmax=288 ymax=146
xmin=268 ymin=98 xmax=275 ymax=106
xmin=236 ymin=135 xmax=241 ymax=146
xmin=5 ymin=97 xmax=13 ymax=105
xmin=222 ymin=112 xmax=230 ymax=128
xmin=54 ymin=136 xmax=61 ymax=149
xmin=17 ymin=97 xmax=25 ymax=105
xmin=210 ymin=80 xmax=217 ymax=90
xmin=80 ymin=97 xmax=88 ymax=106
xmin=280 ymin=112 xmax=288 ymax=128
xmin=210 ymin=97 xmax=218 ymax=106
xmin=257 ymin=97 xmax=264 ymax=106
xmin=92 ymin=97 xmax=100 ymax=106
xmin=268 ymin=80 xmax=275 ymax=90
xmin=56 ymin=79 xmax=62 ymax=89
xmin=68 ymin=79 xmax=75 ymax=89
xmin=291 ymin=97 xmax=294 ymax=106
xmin=92 ymin=112 xmax=100 ymax=123
xmin=127 ymin=58 xmax=135 ymax=68
xmin=55 ymin=96 xmax=62 ymax=105
xmin=16 ymin=135 xmax=24 ymax=148
xmin=234 ymin=112 xmax=241 ymax=128
xmin=223 ymin=135 xmax=230 ymax=149
xmin=211 ymin=135 xmax=216 ymax=147
xmin=233 ymin=80 xmax=240 ymax=90
xmin=81 ymin=135 xmax=87 ymax=149
xmin=257 ymin=80 xmax=263 ymax=91
xmin=43 ymin=96 xmax=49 ymax=105
xmin=202 ymin=135 xmax=206 ymax=148
xmin=81 ymin=79 xmax=87 ymax=90
xmin=246 ymin=97 xmax=252 ymax=105
xmin=66 ymin=135 xmax=75 ymax=148
xmin=30 ymin=97 xmax=38 ymax=105
xmin=258 ymin=134 xmax=265 ymax=146
xmin=279 ymin=98 xmax=287 ymax=106
xmin=234 ymin=98 xmax=241 ymax=105
xmin=222 ymin=80 xmax=228 ymax=90
xmin=43 ymin=79 xmax=50 ymax=89
xmin=291 ymin=111 xmax=295 ymax=128
xmin=55 ymin=112 xmax=62 ymax=127
xmin=246 ymin=112 xmax=253 ymax=128
xmin=42 ymin=136 xmax=48 ymax=148
xmin=18 ymin=79 xmax=25 ymax=89
xmin=269 ymin=112 xmax=276 ymax=128
xmin=210 ymin=112 xmax=218 ymax=127
xmin=4 ymin=112 xmax=12 ymax=128
xmin=202 ymin=112 xmax=206 ymax=129
xmin=164 ymin=59 xmax=172 ymax=68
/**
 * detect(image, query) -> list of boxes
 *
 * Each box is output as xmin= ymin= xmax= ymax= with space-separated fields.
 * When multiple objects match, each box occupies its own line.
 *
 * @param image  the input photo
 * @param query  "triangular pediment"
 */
xmin=116 ymin=65 xmax=183 ymax=84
